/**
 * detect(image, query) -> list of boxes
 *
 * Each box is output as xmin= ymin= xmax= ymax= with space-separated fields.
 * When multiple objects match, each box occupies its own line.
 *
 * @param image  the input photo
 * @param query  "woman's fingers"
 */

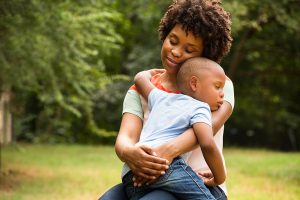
xmin=142 ymin=164 xmax=167 ymax=175
xmin=133 ymin=175 xmax=153 ymax=187
xmin=133 ymin=175 xmax=158 ymax=187
xmin=135 ymin=171 xmax=156 ymax=180
xmin=140 ymin=145 xmax=169 ymax=164
xmin=132 ymin=164 xmax=166 ymax=179
xmin=126 ymin=144 xmax=169 ymax=178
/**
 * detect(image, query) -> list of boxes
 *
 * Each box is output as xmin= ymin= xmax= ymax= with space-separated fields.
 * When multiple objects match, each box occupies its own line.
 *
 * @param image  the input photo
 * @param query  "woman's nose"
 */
xmin=171 ymin=48 xmax=181 ymax=57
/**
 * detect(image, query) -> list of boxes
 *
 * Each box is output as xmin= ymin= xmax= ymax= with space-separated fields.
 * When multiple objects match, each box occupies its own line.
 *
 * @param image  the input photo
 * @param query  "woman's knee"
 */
xmin=98 ymin=183 xmax=128 ymax=200
xmin=139 ymin=190 xmax=177 ymax=200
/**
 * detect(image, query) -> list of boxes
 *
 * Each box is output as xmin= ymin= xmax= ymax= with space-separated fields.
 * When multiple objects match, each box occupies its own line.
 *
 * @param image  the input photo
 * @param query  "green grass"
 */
xmin=1 ymin=144 xmax=300 ymax=200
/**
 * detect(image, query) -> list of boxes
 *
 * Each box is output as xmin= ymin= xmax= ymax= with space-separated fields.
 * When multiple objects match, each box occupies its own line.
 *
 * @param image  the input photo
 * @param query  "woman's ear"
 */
xmin=189 ymin=76 xmax=198 ymax=92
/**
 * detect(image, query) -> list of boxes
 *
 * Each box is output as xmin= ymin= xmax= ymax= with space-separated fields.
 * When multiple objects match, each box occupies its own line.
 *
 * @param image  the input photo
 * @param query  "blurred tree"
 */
xmin=93 ymin=0 xmax=170 ymax=133
xmin=1 ymin=0 xmax=299 ymax=150
xmin=222 ymin=0 xmax=300 ymax=150
xmin=0 ymin=0 xmax=128 ymax=142
xmin=102 ymin=0 xmax=300 ymax=150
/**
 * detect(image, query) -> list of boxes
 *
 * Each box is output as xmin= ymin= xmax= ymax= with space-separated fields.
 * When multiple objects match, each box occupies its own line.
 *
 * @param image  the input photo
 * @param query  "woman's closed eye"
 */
xmin=185 ymin=47 xmax=196 ymax=54
xmin=169 ymin=36 xmax=178 ymax=45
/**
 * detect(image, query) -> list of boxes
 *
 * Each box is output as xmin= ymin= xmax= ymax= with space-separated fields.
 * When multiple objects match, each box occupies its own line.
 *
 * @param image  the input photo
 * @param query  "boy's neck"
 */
xmin=160 ymin=72 xmax=179 ymax=92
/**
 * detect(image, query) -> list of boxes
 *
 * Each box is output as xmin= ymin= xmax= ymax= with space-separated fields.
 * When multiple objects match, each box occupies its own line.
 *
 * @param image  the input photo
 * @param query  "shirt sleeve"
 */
xmin=223 ymin=79 xmax=235 ymax=110
xmin=190 ymin=103 xmax=212 ymax=127
xmin=122 ymin=90 xmax=143 ymax=120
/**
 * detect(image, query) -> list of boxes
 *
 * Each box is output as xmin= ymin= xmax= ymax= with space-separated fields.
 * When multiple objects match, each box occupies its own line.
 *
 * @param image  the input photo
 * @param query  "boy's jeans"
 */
xmin=122 ymin=157 xmax=217 ymax=200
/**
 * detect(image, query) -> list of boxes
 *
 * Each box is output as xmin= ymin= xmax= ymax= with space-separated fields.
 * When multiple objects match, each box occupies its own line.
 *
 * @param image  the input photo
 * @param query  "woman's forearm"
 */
xmin=115 ymin=113 xmax=142 ymax=162
xmin=116 ymin=113 xmax=169 ymax=178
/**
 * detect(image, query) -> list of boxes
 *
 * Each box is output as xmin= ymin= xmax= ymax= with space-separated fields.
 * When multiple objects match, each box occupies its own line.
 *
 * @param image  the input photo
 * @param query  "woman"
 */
xmin=100 ymin=0 xmax=233 ymax=199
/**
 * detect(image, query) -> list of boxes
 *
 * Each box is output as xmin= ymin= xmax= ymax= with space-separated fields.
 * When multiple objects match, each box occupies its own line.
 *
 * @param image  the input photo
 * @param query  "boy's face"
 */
xmin=195 ymin=67 xmax=226 ymax=111
xmin=161 ymin=24 xmax=204 ymax=75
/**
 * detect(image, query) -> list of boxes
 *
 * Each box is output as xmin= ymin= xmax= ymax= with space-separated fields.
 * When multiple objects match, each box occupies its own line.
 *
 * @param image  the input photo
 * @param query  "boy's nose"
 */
xmin=220 ymin=91 xmax=224 ymax=98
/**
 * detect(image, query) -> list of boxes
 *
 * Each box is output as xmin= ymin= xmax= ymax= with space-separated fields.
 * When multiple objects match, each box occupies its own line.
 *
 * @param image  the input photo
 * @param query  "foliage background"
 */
xmin=0 ymin=0 xmax=299 ymax=150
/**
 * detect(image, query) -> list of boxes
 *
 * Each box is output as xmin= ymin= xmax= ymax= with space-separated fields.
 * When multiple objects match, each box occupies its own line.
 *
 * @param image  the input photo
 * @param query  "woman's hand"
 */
xmin=152 ymin=143 xmax=176 ymax=165
xmin=127 ymin=145 xmax=172 ymax=187
xmin=116 ymin=113 xmax=169 ymax=181
xmin=125 ymin=143 xmax=169 ymax=180
xmin=132 ymin=140 xmax=182 ymax=187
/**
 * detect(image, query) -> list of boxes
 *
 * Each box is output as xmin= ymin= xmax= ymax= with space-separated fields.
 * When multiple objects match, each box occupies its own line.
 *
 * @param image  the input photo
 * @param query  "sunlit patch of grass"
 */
xmin=1 ymin=144 xmax=123 ymax=200
xmin=225 ymin=148 xmax=300 ymax=200
xmin=1 ymin=145 xmax=300 ymax=200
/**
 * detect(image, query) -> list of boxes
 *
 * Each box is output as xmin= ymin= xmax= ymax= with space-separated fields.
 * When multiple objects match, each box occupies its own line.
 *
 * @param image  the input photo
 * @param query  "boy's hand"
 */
xmin=197 ymin=170 xmax=217 ymax=187
xmin=148 ymin=69 xmax=165 ymax=77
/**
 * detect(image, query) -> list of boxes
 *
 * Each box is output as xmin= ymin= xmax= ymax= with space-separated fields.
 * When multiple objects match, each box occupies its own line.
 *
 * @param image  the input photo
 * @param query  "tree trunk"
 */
xmin=228 ymin=15 xmax=273 ymax=80
xmin=228 ymin=28 xmax=255 ymax=80
xmin=0 ymin=88 xmax=12 ymax=145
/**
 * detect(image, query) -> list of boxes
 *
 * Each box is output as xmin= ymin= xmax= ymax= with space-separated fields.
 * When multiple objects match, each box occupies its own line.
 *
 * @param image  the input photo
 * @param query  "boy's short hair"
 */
xmin=159 ymin=0 xmax=232 ymax=63
xmin=177 ymin=57 xmax=223 ymax=93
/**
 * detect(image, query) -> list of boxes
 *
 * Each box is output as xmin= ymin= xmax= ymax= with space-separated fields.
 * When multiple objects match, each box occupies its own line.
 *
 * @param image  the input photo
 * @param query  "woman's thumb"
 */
xmin=141 ymin=145 xmax=157 ymax=156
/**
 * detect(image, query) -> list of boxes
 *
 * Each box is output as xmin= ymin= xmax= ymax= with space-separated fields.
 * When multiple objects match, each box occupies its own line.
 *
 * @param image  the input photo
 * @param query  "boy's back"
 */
xmin=139 ymin=88 xmax=211 ymax=148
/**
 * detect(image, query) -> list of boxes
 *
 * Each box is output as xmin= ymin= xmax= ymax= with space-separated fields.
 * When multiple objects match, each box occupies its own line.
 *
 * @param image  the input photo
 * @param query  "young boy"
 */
xmin=122 ymin=57 xmax=226 ymax=200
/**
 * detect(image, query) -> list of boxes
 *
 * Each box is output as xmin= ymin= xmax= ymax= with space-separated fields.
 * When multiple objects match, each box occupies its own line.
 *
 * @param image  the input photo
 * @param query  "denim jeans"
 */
xmin=98 ymin=183 xmax=177 ymax=200
xmin=122 ymin=157 xmax=217 ymax=200
xmin=207 ymin=185 xmax=227 ymax=200
xmin=98 ymin=184 xmax=226 ymax=200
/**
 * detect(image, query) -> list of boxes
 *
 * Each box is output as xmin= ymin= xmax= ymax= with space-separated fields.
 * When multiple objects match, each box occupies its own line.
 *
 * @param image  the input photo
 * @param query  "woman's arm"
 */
xmin=116 ymin=112 xmax=169 ymax=179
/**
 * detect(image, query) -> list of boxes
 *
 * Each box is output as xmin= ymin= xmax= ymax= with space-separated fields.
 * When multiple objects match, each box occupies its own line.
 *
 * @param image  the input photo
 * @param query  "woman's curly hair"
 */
xmin=159 ymin=0 xmax=232 ymax=63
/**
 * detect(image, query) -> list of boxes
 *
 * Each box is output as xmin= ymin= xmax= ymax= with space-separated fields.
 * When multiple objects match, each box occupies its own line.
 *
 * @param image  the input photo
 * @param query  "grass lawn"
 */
xmin=0 ymin=144 xmax=300 ymax=200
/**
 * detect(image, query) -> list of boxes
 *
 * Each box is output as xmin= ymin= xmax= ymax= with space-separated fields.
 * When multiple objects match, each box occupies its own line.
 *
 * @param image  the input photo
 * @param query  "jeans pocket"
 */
xmin=208 ymin=186 xmax=226 ymax=200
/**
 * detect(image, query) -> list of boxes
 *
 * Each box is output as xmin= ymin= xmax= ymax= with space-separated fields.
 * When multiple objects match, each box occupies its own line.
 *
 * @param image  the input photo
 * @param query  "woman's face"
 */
xmin=161 ymin=24 xmax=204 ymax=75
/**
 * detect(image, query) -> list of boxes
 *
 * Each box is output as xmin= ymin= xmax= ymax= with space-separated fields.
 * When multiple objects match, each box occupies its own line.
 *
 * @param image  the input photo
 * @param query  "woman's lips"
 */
xmin=166 ymin=57 xmax=179 ymax=67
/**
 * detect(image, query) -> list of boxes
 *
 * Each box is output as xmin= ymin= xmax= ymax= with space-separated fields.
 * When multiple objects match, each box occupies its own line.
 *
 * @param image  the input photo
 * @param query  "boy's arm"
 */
xmin=192 ymin=122 xmax=226 ymax=186
xmin=134 ymin=71 xmax=155 ymax=100
xmin=211 ymin=101 xmax=232 ymax=135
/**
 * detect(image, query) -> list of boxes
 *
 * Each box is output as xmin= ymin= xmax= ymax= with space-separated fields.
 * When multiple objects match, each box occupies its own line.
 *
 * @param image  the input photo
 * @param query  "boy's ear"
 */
xmin=189 ymin=76 xmax=198 ymax=92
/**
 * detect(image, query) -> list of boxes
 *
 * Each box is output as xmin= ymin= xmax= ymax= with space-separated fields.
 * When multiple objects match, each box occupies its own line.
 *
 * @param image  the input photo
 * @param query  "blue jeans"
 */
xmin=99 ymin=184 xmax=226 ymax=200
xmin=98 ymin=183 xmax=176 ymax=200
xmin=99 ymin=158 xmax=227 ymax=200
xmin=123 ymin=157 xmax=219 ymax=200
